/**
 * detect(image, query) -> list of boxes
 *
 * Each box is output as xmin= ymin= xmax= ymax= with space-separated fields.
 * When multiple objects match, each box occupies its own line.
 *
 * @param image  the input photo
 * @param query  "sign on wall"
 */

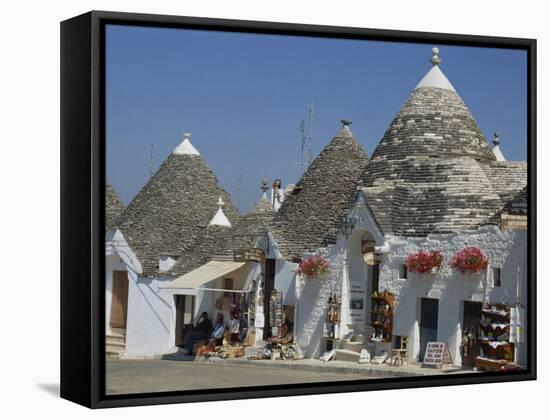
xmin=350 ymin=282 xmax=366 ymax=323
xmin=423 ymin=342 xmax=453 ymax=368
xmin=500 ymin=213 xmax=527 ymax=231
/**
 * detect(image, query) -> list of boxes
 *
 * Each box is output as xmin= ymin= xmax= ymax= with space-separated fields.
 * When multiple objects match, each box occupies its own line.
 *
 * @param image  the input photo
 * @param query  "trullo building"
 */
xmin=105 ymin=133 xmax=241 ymax=357
xmin=265 ymin=48 xmax=527 ymax=368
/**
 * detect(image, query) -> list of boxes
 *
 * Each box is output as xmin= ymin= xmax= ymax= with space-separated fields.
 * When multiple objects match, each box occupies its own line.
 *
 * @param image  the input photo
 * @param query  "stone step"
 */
xmin=110 ymin=327 xmax=126 ymax=336
xmin=350 ymin=334 xmax=367 ymax=344
xmin=342 ymin=342 xmax=365 ymax=352
xmin=106 ymin=350 xmax=121 ymax=360
xmin=106 ymin=340 xmax=125 ymax=357
xmin=106 ymin=340 xmax=125 ymax=350
xmin=106 ymin=334 xmax=125 ymax=345
xmin=333 ymin=349 xmax=361 ymax=363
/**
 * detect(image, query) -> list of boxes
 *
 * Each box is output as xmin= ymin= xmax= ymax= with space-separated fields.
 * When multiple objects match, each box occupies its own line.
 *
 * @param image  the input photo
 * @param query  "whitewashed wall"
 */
xmin=106 ymin=228 xmax=176 ymax=357
xmin=284 ymin=193 xmax=527 ymax=364
xmin=376 ymin=225 xmax=527 ymax=365
xmin=125 ymin=275 xmax=177 ymax=357
xmin=105 ymin=228 xmax=143 ymax=339
xmin=290 ymin=196 xmax=388 ymax=358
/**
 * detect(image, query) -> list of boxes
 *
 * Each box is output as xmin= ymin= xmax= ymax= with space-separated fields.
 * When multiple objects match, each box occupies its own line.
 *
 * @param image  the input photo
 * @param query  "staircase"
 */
xmin=333 ymin=334 xmax=368 ymax=362
xmin=106 ymin=328 xmax=126 ymax=359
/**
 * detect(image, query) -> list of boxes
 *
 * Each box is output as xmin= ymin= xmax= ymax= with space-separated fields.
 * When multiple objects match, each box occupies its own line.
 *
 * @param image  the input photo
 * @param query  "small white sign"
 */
xmin=359 ymin=349 xmax=371 ymax=364
xmin=254 ymin=312 xmax=265 ymax=328
xmin=423 ymin=342 xmax=452 ymax=367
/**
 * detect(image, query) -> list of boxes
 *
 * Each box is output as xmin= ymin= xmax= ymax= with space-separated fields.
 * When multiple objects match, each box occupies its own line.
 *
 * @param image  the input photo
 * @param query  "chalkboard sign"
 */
xmin=423 ymin=342 xmax=452 ymax=368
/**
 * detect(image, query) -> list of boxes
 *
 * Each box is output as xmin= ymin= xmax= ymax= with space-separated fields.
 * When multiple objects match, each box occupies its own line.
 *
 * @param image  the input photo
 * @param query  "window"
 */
xmin=493 ymin=268 xmax=501 ymax=287
xmin=400 ymin=264 xmax=408 ymax=279
xmin=223 ymin=278 xmax=234 ymax=297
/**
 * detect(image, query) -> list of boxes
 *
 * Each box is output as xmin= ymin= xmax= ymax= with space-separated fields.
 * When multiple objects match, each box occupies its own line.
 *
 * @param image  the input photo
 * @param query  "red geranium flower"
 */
xmin=296 ymin=256 xmax=331 ymax=279
xmin=449 ymin=247 xmax=488 ymax=274
xmin=405 ymin=250 xmax=443 ymax=274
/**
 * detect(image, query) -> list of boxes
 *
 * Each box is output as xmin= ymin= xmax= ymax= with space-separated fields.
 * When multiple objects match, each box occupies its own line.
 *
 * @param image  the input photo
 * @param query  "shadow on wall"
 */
xmin=134 ymin=277 xmax=171 ymax=336
xmin=296 ymin=278 xmax=332 ymax=358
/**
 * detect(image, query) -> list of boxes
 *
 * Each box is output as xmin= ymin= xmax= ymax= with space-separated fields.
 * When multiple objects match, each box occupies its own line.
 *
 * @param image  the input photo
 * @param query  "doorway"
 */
xmin=174 ymin=295 xmax=195 ymax=347
xmin=462 ymin=301 xmax=482 ymax=367
xmin=370 ymin=262 xmax=380 ymax=295
xmin=110 ymin=271 xmax=129 ymax=330
xmin=263 ymin=258 xmax=276 ymax=340
xmin=419 ymin=298 xmax=439 ymax=361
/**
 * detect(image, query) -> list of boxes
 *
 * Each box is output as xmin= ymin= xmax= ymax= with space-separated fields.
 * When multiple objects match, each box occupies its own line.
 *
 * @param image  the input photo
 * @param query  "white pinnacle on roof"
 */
xmin=261 ymin=178 xmax=269 ymax=200
xmin=338 ymin=119 xmax=353 ymax=136
xmin=173 ymin=132 xmax=200 ymax=155
xmin=415 ymin=47 xmax=456 ymax=92
xmin=492 ymin=132 xmax=506 ymax=162
xmin=208 ymin=197 xmax=232 ymax=227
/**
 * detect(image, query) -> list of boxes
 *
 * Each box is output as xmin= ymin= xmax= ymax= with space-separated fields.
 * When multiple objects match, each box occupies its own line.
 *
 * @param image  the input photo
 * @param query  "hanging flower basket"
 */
xmin=450 ymin=247 xmax=488 ymax=274
xmin=296 ymin=256 xmax=331 ymax=279
xmin=405 ymin=250 xmax=443 ymax=274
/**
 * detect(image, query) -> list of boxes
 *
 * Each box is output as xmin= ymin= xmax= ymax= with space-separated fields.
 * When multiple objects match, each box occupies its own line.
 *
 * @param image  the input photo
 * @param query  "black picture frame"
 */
xmin=60 ymin=10 xmax=537 ymax=409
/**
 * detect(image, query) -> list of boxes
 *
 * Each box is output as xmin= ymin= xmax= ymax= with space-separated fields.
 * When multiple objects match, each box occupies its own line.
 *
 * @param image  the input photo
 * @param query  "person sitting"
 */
xmin=182 ymin=312 xmax=213 ymax=355
xmin=270 ymin=317 xmax=293 ymax=345
xmin=209 ymin=313 xmax=225 ymax=346
xmin=229 ymin=311 xmax=241 ymax=344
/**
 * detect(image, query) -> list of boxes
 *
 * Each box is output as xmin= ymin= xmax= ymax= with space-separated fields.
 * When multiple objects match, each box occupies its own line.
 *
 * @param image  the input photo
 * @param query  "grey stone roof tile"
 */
xmin=360 ymin=86 xmax=527 ymax=236
xmin=170 ymin=196 xmax=275 ymax=276
xmin=117 ymin=153 xmax=240 ymax=276
xmin=270 ymin=126 xmax=368 ymax=261
xmin=106 ymin=183 xmax=124 ymax=231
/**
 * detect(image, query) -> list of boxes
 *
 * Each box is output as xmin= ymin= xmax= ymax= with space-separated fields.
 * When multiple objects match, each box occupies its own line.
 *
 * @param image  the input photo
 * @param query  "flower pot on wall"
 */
xmin=296 ymin=256 xmax=331 ymax=280
xmin=450 ymin=247 xmax=488 ymax=275
xmin=405 ymin=250 xmax=444 ymax=276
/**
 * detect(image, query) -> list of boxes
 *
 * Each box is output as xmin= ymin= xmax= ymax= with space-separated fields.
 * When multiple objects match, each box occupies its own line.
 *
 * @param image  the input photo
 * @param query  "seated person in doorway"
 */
xmin=270 ymin=312 xmax=294 ymax=345
xmin=229 ymin=310 xmax=241 ymax=344
xmin=209 ymin=313 xmax=225 ymax=346
xmin=182 ymin=311 xmax=213 ymax=354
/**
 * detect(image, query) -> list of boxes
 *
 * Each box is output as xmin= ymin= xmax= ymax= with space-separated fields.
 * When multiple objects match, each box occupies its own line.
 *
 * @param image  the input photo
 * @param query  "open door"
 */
xmin=263 ymin=259 xmax=276 ymax=340
xmin=419 ymin=298 xmax=439 ymax=361
xmin=110 ymin=271 xmax=129 ymax=329
xmin=462 ymin=301 xmax=482 ymax=367
xmin=175 ymin=295 xmax=195 ymax=347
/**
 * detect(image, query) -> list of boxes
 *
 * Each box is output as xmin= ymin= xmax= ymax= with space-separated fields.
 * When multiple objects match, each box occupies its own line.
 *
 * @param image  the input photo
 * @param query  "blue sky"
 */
xmin=106 ymin=24 xmax=527 ymax=213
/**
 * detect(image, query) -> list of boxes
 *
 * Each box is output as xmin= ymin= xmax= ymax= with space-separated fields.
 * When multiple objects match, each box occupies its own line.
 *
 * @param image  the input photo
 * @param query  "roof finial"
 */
xmin=261 ymin=178 xmax=269 ymax=194
xmin=208 ymin=196 xmax=232 ymax=227
xmin=173 ymin=131 xmax=200 ymax=155
xmin=431 ymin=47 xmax=441 ymax=66
xmin=341 ymin=119 xmax=352 ymax=128
xmin=493 ymin=132 xmax=501 ymax=146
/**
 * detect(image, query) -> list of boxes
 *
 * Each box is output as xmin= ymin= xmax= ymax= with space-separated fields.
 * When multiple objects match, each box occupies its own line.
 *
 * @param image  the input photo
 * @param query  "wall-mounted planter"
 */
xmin=449 ymin=247 xmax=488 ymax=275
xmin=405 ymin=250 xmax=443 ymax=275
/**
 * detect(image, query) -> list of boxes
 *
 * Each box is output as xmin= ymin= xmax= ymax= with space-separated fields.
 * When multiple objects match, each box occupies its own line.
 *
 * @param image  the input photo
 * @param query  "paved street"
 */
xmin=106 ymin=359 xmax=377 ymax=395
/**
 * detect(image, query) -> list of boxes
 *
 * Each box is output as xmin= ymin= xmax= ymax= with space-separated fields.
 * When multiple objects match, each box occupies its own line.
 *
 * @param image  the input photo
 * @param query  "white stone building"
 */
xmin=266 ymin=48 xmax=528 ymax=367
xmin=105 ymin=134 xmax=292 ymax=357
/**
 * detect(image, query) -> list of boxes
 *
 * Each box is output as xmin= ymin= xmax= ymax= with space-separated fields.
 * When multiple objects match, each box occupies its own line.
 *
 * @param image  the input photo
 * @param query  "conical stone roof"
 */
xmin=369 ymin=86 xmax=496 ymax=162
xmin=271 ymin=121 xmax=368 ymax=261
xmin=117 ymin=135 xmax=239 ymax=276
xmin=170 ymin=193 xmax=275 ymax=276
xmin=361 ymin=48 xmax=525 ymax=236
xmin=106 ymin=183 xmax=125 ymax=231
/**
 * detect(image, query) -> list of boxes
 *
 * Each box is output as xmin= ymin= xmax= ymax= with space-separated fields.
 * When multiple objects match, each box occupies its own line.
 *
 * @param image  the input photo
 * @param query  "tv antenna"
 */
xmin=236 ymin=173 xmax=243 ymax=211
xmin=148 ymin=144 xmax=157 ymax=178
xmin=308 ymin=100 xmax=314 ymax=165
xmin=300 ymin=120 xmax=306 ymax=172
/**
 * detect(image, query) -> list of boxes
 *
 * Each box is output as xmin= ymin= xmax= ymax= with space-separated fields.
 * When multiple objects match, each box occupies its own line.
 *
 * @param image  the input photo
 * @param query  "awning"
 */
xmin=159 ymin=260 xmax=248 ymax=295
